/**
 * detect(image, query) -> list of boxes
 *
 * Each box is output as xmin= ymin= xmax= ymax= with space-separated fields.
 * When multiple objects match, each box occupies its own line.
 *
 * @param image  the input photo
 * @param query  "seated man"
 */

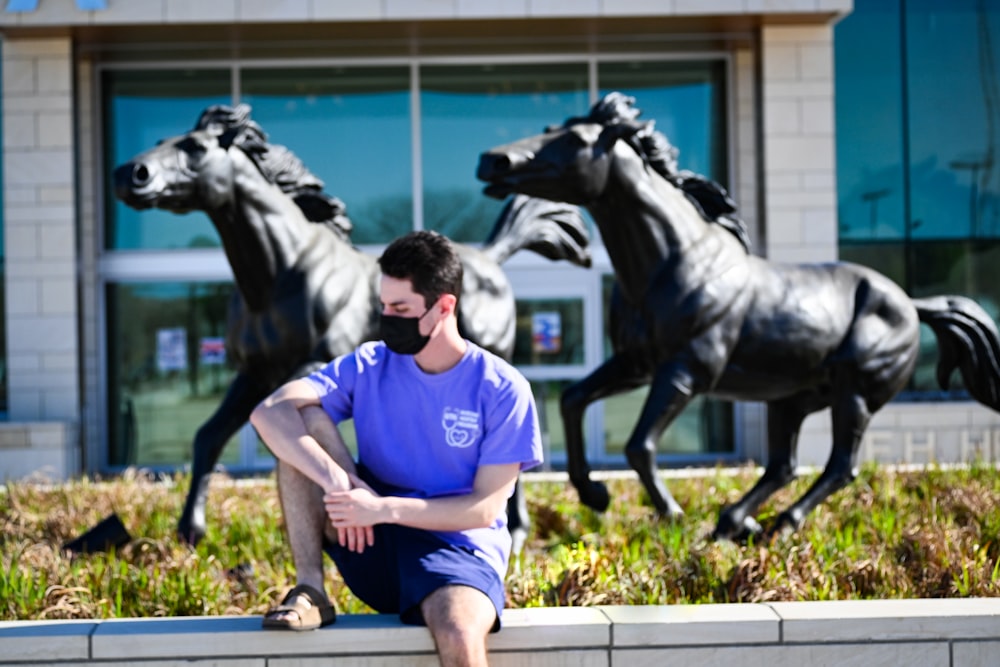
xmin=250 ymin=230 xmax=543 ymax=667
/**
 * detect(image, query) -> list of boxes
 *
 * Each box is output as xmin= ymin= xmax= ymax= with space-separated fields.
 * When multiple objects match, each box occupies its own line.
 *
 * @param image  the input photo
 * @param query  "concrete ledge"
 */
xmin=1 ymin=599 xmax=998 ymax=666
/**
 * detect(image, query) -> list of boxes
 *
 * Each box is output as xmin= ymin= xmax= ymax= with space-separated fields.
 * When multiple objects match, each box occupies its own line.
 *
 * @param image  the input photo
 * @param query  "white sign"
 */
xmin=156 ymin=328 xmax=187 ymax=372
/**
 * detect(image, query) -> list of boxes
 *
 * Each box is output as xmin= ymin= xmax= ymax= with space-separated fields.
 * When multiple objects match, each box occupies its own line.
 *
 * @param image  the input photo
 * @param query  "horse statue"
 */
xmin=113 ymin=103 xmax=591 ymax=548
xmin=477 ymin=92 xmax=1000 ymax=541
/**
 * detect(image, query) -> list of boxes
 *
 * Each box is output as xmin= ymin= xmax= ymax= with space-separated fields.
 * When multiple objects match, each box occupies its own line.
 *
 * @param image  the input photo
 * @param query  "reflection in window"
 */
xmin=420 ymin=63 xmax=589 ymax=242
xmin=513 ymin=298 xmax=584 ymax=366
xmin=835 ymin=0 xmax=905 ymax=242
xmin=598 ymin=59 xmax=728 ymax=184
xmin=106 ymin=281 xmax=238 ymax=468
xmin=102 ymin=69 xmax=231 ymax=250
xmin=837 ymin=0 xmax=1000 ymax=399
xmin=241 ymin=66 xmax=413 ymax=245
xmin=906 ymin=0 xmax=1000 ymax=241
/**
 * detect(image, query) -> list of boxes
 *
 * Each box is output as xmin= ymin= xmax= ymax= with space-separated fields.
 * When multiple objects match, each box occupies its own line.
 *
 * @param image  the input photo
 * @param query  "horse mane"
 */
xmin=194 ymin=104 xmax=354 ymax=240
xmin=581 ymin=92 xmax=752 ymax=253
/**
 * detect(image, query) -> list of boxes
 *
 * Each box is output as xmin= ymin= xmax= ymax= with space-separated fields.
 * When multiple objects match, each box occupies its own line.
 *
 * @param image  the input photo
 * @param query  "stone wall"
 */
xmin=1 ymin=599 xmax=998 ymax=666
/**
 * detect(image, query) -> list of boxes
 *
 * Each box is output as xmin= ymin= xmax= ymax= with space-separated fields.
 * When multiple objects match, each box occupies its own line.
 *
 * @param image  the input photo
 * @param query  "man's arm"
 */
xmin=252 ymin=379 xmax=375 ymax=552
xmin=323 ymin=462 xmax=520 ymax=532
xmin=250 ymin=378 xmax=352 ymax=494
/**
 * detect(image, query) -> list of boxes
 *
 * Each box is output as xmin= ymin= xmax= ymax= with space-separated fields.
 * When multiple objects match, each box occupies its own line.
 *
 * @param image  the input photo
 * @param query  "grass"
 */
xmin=2 ymin=462 xmax=999 ymax=620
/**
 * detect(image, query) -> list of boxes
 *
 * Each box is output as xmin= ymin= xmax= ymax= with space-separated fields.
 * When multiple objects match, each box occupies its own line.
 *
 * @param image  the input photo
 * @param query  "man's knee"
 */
xmin=421 ymin=585 xmax=496 ymax=636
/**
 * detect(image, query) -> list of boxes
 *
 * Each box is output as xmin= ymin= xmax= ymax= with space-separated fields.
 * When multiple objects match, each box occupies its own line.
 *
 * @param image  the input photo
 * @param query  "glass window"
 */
xmin=420 ymin=63 xmax=590 ymax=242
xmin=837 ymin=0 xmax=1000 ymax=399
xmin=906 ymin=0 xmax=1000 ymax=241
xmin=513 ymin=298 xmax=585 ymax=367
xmin=106 ymin=281 xmax=239 ymax=468
xmin=0 ymin=38 xmax=5 ymax=417
xmin=835 ymin=0 xmax=905 ymax=242
xmin=598 ymin=59 xmax=729 ymax=184
xmin=240 ymin=66 xmax=413 ymax=245
xmin=102 ymin=69 xmax=232 ymax=250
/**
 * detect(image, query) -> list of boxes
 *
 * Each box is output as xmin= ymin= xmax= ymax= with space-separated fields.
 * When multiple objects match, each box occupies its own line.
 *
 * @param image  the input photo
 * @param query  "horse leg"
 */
xmin=622 ymin=364 xmax=696 ymax=518
xmin=713 ymin=396 xmax=814 ymax=541
xmin=506 ymin=479 xmax=529 ymax=558
xmin=178 ymin=373 xmax=270 ymax=545
xmin=561 ymin=354 xmax=648 ymax=512
xmin=768 ymin=392 xmax=872 ymax=538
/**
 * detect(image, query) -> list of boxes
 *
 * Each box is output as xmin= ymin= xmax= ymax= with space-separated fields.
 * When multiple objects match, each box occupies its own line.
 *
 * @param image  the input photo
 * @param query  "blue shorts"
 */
xmin=324 ymin=523 xmax=504 ymax=631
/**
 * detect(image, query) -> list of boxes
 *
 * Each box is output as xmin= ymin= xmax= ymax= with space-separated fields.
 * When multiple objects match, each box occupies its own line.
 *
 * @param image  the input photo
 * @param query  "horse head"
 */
xmin=479 ymin=92 xmax=750 ymax=251
xmin=113 ymin=104 xmax=353 ymax=239
xmin=112 ymin=105 xmax=262 ymax=213
xmin=477 ymin=92 xmax=674 ymax=206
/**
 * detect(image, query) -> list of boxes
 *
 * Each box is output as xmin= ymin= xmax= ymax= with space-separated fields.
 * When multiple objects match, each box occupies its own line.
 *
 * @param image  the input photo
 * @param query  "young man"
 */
xmin=250 ymin=230 xmax=543 ymax=667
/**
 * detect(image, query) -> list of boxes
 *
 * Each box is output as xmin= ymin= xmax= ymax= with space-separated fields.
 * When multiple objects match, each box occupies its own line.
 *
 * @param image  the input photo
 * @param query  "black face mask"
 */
xmin=380 ymin=305 xmax=434 ymax=355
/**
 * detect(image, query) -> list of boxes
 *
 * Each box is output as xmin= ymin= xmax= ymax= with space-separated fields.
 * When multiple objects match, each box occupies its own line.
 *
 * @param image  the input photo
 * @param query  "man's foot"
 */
xmin=262 ymin=584 xmax=336 ymax=631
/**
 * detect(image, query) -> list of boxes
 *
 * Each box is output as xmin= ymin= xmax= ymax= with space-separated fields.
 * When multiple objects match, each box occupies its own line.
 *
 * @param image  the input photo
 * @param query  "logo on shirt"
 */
xmin=442 ymin=406 xmax=480 ymax=448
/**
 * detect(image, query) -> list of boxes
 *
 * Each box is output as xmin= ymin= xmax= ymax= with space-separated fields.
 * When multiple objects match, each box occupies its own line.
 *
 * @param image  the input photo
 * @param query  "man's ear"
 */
xmin=439 ymin=293 xmax=459 ymax=315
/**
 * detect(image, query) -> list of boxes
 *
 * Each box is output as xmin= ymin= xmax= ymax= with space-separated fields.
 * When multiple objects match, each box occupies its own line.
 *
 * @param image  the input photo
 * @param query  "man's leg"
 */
xmin=421 ymin=585 xmax=496 ymax=667
xmin=269 ymin=406 xmax=346 ymax=623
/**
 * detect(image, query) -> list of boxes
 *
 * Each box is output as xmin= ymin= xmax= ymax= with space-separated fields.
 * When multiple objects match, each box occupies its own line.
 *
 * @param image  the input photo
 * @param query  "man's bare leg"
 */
xmin=421 ymin=585 xmax=495 ymax=667
xmin=269 ymin=406 xmax=350 ymax=622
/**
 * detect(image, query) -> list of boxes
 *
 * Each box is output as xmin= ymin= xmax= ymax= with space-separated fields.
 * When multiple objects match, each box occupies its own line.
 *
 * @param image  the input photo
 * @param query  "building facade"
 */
xmin=1 ymin=0 xmax=997 ymax=482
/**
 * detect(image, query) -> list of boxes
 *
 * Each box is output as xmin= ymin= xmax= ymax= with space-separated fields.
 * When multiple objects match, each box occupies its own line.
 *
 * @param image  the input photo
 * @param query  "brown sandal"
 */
xmin=262 ymin=584 xmax=336 ymax=631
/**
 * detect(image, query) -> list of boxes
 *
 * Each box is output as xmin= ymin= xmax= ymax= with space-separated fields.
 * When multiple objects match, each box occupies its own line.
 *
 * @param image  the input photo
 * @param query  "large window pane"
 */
xmin=102 ymin=69 xmax=231 ymax=250
xmin=241 ymin=66 xmax=413 ymax=244
xmin=837 ymin=0 xmax=1000 ymax=402
xmin=106 ymin=281 xmax=239 ymax=468
xmin=906 ymin=1 xmax=1000 ymax=240
xmin=835 ymin=0 xmax=905 ymax=242
xmin=420 ymin=63 xmax=589 ymax=242
xmin=598 ymin=59 xmax=728 ymax=184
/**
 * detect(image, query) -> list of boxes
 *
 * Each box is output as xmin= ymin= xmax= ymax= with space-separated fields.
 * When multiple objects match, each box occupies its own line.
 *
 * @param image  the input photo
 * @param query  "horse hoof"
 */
xmin=764 ymin=511 xmax=802 ymax=540
xmin=578 ymin=480 xmax=610 ymax=513
xmin=656 ymin=496 xmax=684 ymax=520
xmin=177 ymin=521 xmax=205 ymax=547
xmin=712 ymin=514 xmax=762 ymax=543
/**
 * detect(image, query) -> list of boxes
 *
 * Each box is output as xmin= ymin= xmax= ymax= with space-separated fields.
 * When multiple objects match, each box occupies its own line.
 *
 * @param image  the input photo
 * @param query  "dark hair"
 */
xmin=378 ymin=230 xmax=463 ymax=308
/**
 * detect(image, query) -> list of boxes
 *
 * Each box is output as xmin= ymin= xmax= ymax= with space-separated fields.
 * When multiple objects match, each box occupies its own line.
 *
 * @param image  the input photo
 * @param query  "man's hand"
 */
xmin=325 ymin=474 xmax=380 ymax=553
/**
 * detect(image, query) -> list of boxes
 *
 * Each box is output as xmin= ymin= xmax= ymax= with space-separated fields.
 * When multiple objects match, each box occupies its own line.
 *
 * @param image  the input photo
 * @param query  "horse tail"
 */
xmin=914 ymin=295 xmax=1000 ymax=410
xmin=481 ymin=194 xmax=592 ymax=268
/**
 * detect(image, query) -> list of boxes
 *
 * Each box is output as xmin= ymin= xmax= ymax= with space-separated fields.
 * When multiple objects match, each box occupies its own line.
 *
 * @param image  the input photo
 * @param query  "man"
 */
xmin=250 ymin=230 xmax=543 ymax=667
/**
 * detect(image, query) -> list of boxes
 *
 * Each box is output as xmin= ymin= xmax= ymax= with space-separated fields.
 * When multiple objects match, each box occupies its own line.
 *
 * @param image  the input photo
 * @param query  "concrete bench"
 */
xmin=1 ymin=598 xmax=998 ymax=666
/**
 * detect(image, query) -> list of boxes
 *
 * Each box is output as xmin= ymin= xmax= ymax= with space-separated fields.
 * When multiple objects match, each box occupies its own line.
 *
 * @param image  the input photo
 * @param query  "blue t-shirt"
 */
xmin=304 ymin=340 xmax=543 ymax=579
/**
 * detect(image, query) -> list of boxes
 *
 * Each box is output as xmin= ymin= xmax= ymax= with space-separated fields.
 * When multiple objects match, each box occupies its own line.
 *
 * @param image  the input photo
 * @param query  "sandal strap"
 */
xmin=284 ymin=583 xmax=329 ymax=607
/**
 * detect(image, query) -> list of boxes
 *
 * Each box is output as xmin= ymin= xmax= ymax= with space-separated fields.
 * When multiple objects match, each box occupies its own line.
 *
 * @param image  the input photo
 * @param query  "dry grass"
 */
xmin=2 ymin=463 xmax=998 ymax=620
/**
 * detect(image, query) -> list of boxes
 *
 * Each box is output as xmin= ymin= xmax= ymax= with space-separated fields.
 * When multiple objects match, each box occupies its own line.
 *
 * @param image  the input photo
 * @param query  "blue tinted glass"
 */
xmin=599 ymin=59 xmax=727 ymax=184
xmin=103 ymin=69 xmax=231 ymax=250
xmin=907 ymin=0 xmax=1000 ymax=239
xmin=420 ymin=64 xmax=589 ymax=243
xmin=241 ymin=67 xmax=413 ymax=244
xmin=835 ymin=0 xmax=905 ymax=241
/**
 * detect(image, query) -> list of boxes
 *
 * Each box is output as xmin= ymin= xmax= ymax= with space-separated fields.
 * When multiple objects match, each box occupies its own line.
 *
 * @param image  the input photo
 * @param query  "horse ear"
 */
xmin=597 ymin=120 xmax=648 ymax=151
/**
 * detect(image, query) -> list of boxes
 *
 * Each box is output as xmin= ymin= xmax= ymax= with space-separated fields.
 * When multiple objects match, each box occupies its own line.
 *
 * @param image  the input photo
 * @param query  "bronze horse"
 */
xmin=477 ymin=92 xmax=1000 ymax=540
xmin=113 ymin=104 xmax=591 ymax=547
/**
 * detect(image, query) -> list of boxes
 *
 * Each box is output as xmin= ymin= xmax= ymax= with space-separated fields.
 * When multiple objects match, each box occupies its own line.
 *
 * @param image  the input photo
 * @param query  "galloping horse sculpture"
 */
xmin=477 ymin=92 xmax=1000 ymax=540
xmin=113 ymin=104 xmax=591 ymax=547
